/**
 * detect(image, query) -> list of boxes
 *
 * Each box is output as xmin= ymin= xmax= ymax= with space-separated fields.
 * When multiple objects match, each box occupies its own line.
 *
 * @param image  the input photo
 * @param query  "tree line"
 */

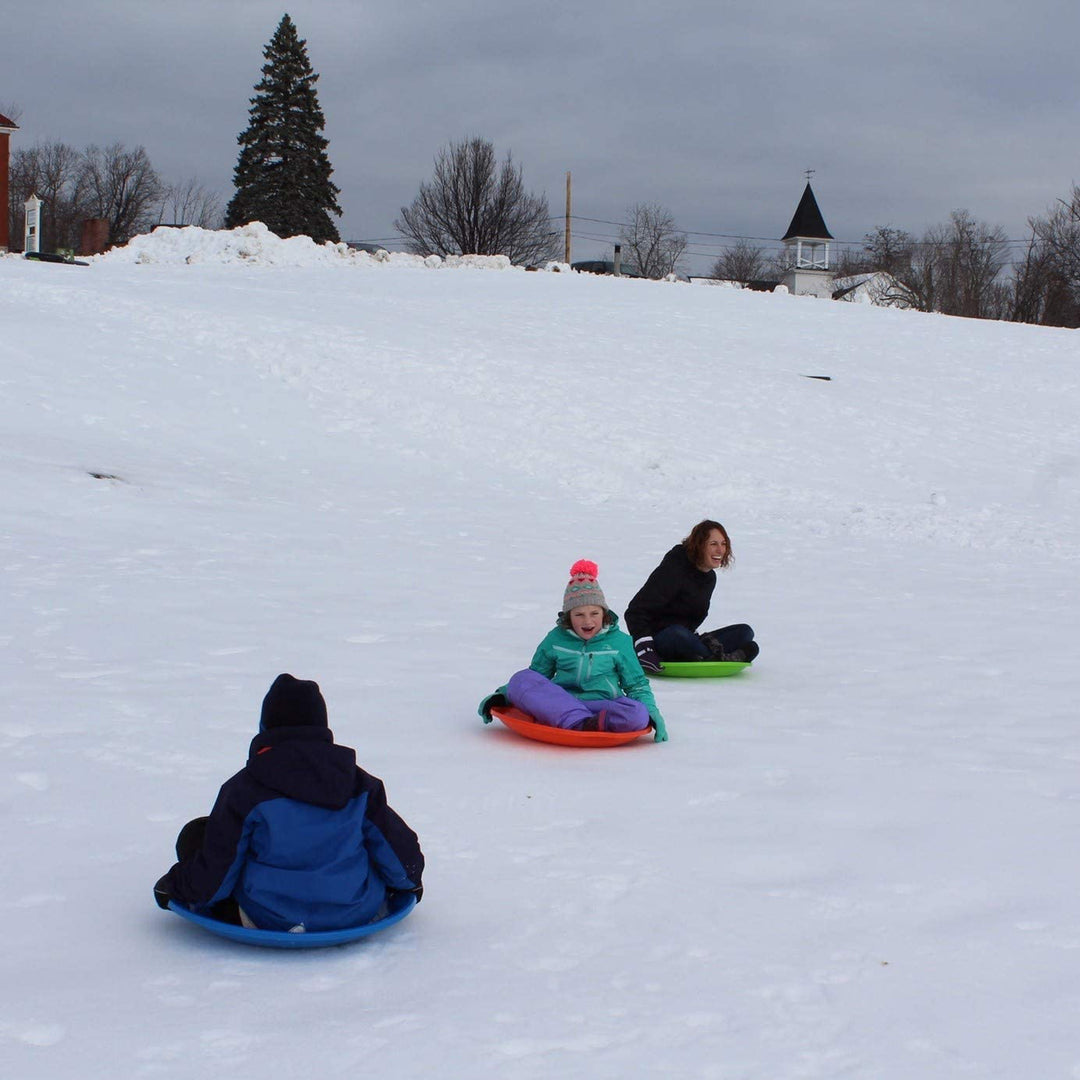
xmin=5 ymin=133 xmax=220 ymax=254
xmin=712 ymin=204 xmax=1080 ymax=329
xmin=830 ymin=203 xmax=1080 ymax=328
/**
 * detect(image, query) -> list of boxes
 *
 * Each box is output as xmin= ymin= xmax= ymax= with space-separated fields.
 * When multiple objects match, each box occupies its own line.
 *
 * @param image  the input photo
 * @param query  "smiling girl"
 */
xmin=479 ymin=560 xmax=667 ymax=742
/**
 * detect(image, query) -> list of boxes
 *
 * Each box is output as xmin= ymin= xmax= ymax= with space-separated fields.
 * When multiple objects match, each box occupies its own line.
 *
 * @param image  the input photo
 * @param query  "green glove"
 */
xmin=651 ymin=714 xmax=668 ymax=742
xmin=478 ymin=691 xmax=508 ymax=723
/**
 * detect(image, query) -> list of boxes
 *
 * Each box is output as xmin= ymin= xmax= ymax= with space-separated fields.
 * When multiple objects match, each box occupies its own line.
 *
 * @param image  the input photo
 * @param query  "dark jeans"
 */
xmin=653 ymin=623 xmax=755 ymax=660
xmin=175 ymin=816 xmax=242 ymax=925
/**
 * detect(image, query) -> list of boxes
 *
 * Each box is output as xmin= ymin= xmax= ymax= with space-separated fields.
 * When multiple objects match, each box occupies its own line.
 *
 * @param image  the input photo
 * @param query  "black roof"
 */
xmin=781 ymin=183 xmax=833 ymax=241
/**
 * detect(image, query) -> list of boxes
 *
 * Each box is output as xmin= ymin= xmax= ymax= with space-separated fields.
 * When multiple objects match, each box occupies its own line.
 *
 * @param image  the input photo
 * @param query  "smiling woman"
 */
xmin=477 ymin=560 xmax=668 ymax=742
xmin=625 ymin=520 xmax=759 ymax=670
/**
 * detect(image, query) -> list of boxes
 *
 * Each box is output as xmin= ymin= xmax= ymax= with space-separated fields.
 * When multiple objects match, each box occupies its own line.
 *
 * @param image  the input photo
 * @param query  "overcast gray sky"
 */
xmin=5 ymin=0 xmax=1077 ymax=273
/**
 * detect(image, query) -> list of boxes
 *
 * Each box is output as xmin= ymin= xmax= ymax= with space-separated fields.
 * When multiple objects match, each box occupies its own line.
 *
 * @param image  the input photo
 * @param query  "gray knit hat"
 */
xmin=562 ymin=559 xmax=608 ymax=613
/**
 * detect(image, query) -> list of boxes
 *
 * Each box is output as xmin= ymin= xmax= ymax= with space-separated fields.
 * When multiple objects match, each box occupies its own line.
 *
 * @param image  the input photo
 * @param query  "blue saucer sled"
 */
xmin=166 ymin=890 xmax=417 ymax=949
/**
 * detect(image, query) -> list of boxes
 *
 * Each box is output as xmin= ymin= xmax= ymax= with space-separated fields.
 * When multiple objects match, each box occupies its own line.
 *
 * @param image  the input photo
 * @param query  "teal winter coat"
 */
xmin=500 ymin=614 xmax=665 ymax=730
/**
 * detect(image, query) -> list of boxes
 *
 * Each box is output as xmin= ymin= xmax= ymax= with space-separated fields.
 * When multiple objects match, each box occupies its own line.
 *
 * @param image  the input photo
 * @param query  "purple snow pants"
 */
xmin=506 ymin=669 xmax=650 ymax=732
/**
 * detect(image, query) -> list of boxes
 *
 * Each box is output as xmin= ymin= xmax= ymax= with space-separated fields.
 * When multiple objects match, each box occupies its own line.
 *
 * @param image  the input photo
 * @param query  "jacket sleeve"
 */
xmin=625 ymin=558 xmax=681 ymax=640
xmin=163 ymin=775 xmax=253 ymax=912
xmin=360 ymin=773 xmax=425 ymax=892
xmin=527 ymin=633 xmax=557 ymax=678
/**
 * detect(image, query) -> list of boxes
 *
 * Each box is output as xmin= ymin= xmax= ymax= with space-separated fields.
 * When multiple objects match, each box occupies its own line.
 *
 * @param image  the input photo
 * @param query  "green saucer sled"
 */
xmin=649 ymin=660 xmax=750 ymax=678
xmin=165 ymin=890 xmax=417 ymax=948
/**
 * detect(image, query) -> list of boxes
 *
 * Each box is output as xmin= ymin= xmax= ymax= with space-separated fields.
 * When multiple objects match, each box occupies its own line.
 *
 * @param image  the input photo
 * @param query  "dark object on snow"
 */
xmin=571 ymin=260 xmax=642 ymax=278
xmin=24 ymin=251 xmax=89 ymax=266
xmin=802 ymin=375 xmax=832 ymax=381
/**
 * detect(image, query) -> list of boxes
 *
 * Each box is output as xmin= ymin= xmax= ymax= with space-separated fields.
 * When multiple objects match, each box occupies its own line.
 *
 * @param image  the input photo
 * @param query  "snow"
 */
xmin=2 ymin=223 xmax=1079 ymax=1078
xmin=97 ymin=221 xmax=520 ymax=271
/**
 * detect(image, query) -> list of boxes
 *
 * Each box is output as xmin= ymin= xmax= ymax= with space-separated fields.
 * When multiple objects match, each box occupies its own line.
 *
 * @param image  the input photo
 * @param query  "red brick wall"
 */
xmin=80 ymin=218 xmax=110 ymax=256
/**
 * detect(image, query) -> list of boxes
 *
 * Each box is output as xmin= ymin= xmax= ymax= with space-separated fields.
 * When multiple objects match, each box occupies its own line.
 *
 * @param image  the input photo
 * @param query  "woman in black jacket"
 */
xmin=625 ymin=520 xmax=758 ymax=671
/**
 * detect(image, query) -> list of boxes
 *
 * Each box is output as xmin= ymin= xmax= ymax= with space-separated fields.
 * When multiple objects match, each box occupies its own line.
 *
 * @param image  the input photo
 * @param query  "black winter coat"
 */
xmin=625 ymin=544 xmax=716 ymax=640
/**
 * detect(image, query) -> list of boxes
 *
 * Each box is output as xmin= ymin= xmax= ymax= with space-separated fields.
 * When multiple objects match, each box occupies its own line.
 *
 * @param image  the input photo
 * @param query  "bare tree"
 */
xmin=829 ymin=244 xmax=870 ymax=282
xmin=395 ymin=137 xmax=560 ymax=264
xmin=847 ymin=225 xmax=921 ymax=308
xmin=1006 ymin=230 xmax=1053 ymax=324
xmin=1017 ymin=185 xmax=1080 ymax=326
xmin=618 ymin=202 xmax=687 ymax=279
xmin=862 ymin=225 xmax=916 ymax=274
xmin=156 ymin=177 xmax=223 ymax=228
xmin=711 ymin=239 xmax=768 ymax=284
xmin=8 ymin=137 xmax=215 ymax=253
xmin=8 ymin=140 xmax=87 ymax=253
xmin=856 ymin=214 xmax=1007 ymax=317
xmin=80 ymin=143 xmax=163 ymax=245
xmin=924 ymin=210 xmax=1009 ymax=318
xmin=1033 ymin=185 xmax=1080 ymax=280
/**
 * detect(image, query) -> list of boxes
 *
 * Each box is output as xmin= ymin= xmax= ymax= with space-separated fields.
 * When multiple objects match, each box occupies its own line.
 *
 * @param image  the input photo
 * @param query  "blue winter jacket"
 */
xmin=164 ymin=725 xmax=423 ymax=932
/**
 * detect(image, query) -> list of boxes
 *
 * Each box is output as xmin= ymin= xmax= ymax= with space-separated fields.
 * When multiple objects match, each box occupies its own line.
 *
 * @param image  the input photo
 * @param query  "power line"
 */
xmin=563 ymin=213 xmax=1034 ymax=248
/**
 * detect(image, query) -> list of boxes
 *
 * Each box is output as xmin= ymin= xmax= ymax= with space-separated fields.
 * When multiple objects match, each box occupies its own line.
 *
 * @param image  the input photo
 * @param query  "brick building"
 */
xmin=0 ymin=111 xmax=19 ymax=252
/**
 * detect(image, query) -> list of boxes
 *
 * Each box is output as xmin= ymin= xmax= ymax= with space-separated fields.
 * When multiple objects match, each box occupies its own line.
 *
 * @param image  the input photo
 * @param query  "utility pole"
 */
xmin=564 ymin=171 xmax=571 ymax=265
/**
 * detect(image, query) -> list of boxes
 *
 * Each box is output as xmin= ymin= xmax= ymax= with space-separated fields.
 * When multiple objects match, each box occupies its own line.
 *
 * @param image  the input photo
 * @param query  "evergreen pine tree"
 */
xmin=225 ymin=14 xmax=342 ymax=242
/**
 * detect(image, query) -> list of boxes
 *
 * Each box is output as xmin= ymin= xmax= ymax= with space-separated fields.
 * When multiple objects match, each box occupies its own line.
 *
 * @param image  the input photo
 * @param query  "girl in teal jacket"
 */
xmin=479 ymin=560 xmax=668 ymax=742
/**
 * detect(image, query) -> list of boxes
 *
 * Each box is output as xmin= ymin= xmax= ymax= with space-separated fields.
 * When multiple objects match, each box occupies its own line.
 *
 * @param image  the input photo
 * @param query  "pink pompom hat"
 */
xmin=561 ymin=559 xmax=608 ymax=613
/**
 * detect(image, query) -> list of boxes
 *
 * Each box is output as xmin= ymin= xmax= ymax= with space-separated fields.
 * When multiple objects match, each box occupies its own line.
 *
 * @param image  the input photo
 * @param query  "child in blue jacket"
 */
xmin=154 ymin=674 xmax=424 ymax=932
xmin=479 ymin=560 xmax=668 ymax=742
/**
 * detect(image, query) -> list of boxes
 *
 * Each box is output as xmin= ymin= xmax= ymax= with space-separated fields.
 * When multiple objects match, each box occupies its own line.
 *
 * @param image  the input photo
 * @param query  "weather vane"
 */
xmin=804 ymin=168 xmax=816 ymax=182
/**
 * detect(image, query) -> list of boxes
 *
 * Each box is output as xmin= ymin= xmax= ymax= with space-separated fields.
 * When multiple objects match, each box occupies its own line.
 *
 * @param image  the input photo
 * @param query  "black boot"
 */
xmin=699 ymin=631 xmax=727 ymax=659
xmin=724 ymin=641 xmax=759 ymax=663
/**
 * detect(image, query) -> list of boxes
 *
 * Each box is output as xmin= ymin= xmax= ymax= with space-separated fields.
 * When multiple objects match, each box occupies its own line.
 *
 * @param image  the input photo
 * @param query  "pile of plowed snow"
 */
xmin=96 ymin=221 xmax=524 ymax=271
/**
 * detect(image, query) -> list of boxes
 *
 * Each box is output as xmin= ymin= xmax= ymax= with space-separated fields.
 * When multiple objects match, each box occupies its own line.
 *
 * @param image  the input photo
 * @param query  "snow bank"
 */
xmin=95 ymin=221 xmax=523 ymax=271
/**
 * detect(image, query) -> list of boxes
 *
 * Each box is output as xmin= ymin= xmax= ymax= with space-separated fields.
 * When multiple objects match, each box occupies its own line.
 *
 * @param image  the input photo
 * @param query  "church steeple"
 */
xmin=782 ymin=179 xmax=832 ymax=270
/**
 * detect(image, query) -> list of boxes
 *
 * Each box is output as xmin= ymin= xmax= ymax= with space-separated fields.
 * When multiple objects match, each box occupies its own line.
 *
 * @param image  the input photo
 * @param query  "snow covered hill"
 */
xmin=2 ymin=226 xmax=1078 ymax=1079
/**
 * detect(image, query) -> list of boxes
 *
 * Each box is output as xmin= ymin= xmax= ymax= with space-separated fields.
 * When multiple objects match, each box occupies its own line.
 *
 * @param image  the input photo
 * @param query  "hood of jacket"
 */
xmin=244 ymin=725 xmax=358 ymax=810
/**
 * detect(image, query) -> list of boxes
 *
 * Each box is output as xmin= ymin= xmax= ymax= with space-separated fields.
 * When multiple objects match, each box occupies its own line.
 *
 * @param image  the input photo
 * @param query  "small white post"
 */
xmin=24 ymin=193 xmax=41 ymax=253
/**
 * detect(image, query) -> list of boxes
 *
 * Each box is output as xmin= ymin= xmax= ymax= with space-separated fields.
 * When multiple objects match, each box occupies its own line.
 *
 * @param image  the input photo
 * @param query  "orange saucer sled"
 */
xmin=490 ymin=704 xmax=652 ymax=748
